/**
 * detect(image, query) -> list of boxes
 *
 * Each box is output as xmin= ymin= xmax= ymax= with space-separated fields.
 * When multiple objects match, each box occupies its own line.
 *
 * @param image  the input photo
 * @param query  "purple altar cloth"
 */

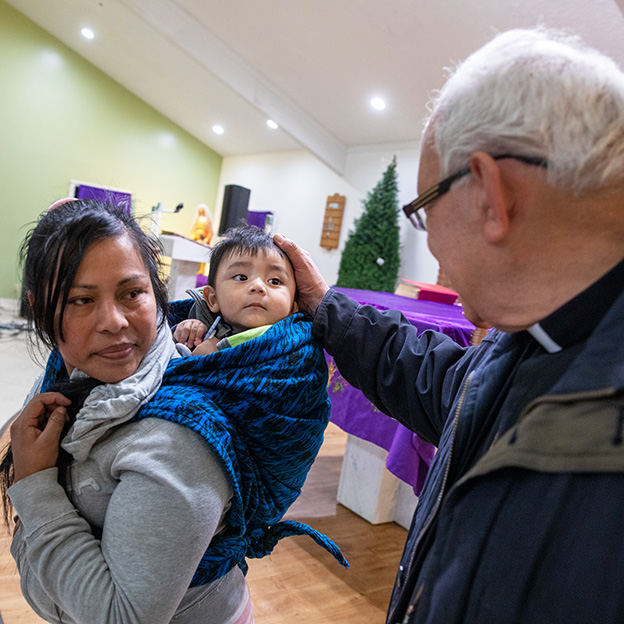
xmin=327 ymin=287 xmax=475 ymax=495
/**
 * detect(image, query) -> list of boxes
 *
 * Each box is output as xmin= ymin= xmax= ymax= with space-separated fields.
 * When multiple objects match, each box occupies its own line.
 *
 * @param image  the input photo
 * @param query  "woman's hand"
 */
xmin=10 ymin=393 xmax=71 ymax=483
xmin=273 ymin=233 xmax=330 ymax=316
xmin=173 ymin=319 xmax=207 ymax=348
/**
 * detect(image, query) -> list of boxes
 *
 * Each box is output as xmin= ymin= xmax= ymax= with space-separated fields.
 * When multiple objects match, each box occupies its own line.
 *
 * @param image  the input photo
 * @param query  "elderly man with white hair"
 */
xmin=275 ymin=28 xmax=624 ymax=624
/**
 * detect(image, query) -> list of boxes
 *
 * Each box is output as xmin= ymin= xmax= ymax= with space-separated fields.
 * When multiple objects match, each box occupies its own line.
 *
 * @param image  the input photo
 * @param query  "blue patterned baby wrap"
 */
xmin=137 ymin=309 xmax=347 ymax=585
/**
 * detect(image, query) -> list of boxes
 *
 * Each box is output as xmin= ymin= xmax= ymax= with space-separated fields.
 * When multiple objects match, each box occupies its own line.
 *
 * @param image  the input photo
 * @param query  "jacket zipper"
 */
xmin=398 ymin=382 xmax=623 ymax=623
xmin=398 ymin=370 xmax=474 ymax=622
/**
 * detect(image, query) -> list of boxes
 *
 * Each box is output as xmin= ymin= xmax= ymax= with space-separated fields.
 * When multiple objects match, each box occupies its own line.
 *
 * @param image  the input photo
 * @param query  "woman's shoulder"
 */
xmin=110 ymin=416 xmax=215 ymax=454
xmin=105 ymin=417 xmax=231 ymax=494
xmin=85 ymin=416 xmax=224 ymax=477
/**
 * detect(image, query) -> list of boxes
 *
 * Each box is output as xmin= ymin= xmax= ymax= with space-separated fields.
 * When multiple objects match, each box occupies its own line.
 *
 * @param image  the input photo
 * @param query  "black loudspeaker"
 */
xmin=219 ymin=184 xmax=251 ymax=235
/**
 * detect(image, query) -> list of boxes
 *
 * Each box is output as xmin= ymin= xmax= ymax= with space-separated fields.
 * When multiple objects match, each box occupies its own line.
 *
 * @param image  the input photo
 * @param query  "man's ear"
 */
xmin=469 ymin=152 xmax=511 ymax=244
xmin=203 ymin=285 xmax=220 ymax=313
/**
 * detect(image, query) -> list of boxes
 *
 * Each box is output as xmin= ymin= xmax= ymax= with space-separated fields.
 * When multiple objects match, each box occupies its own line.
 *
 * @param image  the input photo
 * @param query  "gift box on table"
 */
xmin=395 ymin=278 xmax=459 ymax=305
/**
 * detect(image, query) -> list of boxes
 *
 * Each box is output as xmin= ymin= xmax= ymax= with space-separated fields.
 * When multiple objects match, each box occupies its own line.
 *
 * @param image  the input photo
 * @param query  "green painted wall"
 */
xmin=0 ymin=2 xmax=222 ymax=298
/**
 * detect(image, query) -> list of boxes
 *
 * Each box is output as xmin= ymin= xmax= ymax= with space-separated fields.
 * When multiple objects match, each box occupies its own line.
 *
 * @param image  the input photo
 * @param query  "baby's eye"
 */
xmin=268 ymin=277 xmax=282 ymax=286
xmin=233 ymin=274 xmax=248 ymax=281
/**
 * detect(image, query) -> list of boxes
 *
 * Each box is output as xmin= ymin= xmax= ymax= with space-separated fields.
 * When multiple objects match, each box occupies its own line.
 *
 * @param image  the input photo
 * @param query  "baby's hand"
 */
xmin=192 ymin=336 xmax=220 ymax=355
xmin=173 ymin=319 xmax=207 ymax=348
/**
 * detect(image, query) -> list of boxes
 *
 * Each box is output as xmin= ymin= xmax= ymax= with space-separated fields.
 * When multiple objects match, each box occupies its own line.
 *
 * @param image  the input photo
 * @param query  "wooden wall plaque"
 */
xmin=320 ymin=193 xmax=345 ymax=250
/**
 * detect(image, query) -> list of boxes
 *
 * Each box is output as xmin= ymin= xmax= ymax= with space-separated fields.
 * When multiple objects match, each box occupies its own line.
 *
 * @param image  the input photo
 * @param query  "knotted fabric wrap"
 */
xmin=40 ymin=310 xmax=347 ymax=587
xmin=137 ymin=311 xmax=347 ymax=585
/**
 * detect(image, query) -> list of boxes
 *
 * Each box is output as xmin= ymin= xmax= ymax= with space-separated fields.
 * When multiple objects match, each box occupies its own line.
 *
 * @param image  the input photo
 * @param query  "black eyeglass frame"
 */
xmin=402 ymin=154 xmax=549 ymax=231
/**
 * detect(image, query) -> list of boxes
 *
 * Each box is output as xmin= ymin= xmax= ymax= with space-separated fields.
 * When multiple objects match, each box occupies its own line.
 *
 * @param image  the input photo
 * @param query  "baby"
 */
xmin=173 ymin=224 xmax=298 ymax=355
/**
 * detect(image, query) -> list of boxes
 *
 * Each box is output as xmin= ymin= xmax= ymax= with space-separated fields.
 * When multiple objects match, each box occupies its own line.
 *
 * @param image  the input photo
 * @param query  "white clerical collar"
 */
xmin=526 ymin=323 xmax=563 ymax=353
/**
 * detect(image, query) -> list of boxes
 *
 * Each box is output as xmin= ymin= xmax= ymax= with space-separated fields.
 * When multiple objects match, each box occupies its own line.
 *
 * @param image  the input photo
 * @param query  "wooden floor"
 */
xmin=0 ymin=423 xmax=407 ymax=623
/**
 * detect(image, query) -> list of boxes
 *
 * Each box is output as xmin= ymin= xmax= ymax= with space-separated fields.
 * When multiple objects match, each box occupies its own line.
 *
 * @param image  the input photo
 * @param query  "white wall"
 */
xmin=216 ymin=143 xmax=439 ymax=288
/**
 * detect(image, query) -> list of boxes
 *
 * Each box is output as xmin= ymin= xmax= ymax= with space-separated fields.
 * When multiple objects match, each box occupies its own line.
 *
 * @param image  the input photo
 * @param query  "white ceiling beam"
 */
xmin=123 ymin=0 xmax=347 ymax=175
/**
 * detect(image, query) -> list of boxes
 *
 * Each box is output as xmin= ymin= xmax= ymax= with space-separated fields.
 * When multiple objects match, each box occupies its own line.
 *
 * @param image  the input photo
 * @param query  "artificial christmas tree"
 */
xmin=336 ymin=157 xmax=400 ymax=292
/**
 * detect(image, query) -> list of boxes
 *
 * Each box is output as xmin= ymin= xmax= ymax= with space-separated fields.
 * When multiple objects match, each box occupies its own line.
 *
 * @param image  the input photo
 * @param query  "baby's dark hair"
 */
xmin=20 ymin=199 xmax=168 ymax=351
xmin=208 ymin=224 xmax=290 ymax=286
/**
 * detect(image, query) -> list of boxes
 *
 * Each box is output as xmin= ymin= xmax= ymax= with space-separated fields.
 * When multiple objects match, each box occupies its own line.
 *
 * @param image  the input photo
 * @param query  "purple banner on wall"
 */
xmin=75 ymin=184 xmax=132 ymax=214
xmin=247 ymin=210 xmax=272 ymax=230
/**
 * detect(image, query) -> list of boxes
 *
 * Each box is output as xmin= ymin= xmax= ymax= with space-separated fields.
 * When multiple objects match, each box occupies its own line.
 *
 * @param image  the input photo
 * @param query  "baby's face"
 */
xmin=204 ymin=248 xmax=297 ymax=332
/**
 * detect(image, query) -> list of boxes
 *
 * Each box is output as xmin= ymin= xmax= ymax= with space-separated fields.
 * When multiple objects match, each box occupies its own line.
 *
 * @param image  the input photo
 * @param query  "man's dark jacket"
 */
xmin=313 ymin=288 xmax=624 ymax=624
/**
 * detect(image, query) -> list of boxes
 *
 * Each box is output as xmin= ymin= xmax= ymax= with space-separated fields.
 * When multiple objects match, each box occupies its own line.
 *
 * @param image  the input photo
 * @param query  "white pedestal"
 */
xmin=159 ymin=235 xmax=211 ymax=301
xmin=394 ymin=480 xmax=419 ymax=530
xmin=337 ymin=434 xmax=418 ymax=529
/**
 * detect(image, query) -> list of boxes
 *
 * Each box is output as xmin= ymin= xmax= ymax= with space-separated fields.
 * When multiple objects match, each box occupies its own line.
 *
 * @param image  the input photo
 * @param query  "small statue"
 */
xmin=190 ymin=204 xmax=213 ymax=245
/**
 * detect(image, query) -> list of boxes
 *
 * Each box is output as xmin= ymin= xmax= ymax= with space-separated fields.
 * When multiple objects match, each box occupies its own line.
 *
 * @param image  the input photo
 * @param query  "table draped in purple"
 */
xmin=326 ymin=287 xmax=476 ymax=495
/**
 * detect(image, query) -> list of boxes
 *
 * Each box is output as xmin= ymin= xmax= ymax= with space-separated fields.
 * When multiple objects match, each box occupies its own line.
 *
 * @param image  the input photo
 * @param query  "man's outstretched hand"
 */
xmin=273 ymin=233 xmax=330 ymax=316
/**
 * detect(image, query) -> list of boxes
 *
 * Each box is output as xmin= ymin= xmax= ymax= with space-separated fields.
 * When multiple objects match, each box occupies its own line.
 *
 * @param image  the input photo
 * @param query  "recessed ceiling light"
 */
xmin=81 ymin=28 xmax=95 ymax=40
xmin=370 ymin=97 xmax=386 ymax=111
xmin=212 ymin=125 xmax=225 ymax=135
xmin=266 ymin=119 xmax=279 ymax=130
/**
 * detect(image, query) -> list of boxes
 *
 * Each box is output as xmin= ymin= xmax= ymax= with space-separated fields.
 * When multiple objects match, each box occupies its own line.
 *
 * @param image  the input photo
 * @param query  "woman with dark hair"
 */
xmin=1 ymin=199 xmax=252 ymax=623
xmin=1 ymin=199 xmax=343 ymax=624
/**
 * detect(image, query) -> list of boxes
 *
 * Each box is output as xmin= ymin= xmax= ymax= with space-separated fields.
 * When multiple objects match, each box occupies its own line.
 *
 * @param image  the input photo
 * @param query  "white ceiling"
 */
xmin=7 ymin=0 xmax=624 ymax=175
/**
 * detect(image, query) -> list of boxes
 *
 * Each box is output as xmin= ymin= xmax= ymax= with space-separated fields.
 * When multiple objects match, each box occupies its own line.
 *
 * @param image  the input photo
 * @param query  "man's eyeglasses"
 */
xmin=402 ymin=154 xmax=549 ymax=231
